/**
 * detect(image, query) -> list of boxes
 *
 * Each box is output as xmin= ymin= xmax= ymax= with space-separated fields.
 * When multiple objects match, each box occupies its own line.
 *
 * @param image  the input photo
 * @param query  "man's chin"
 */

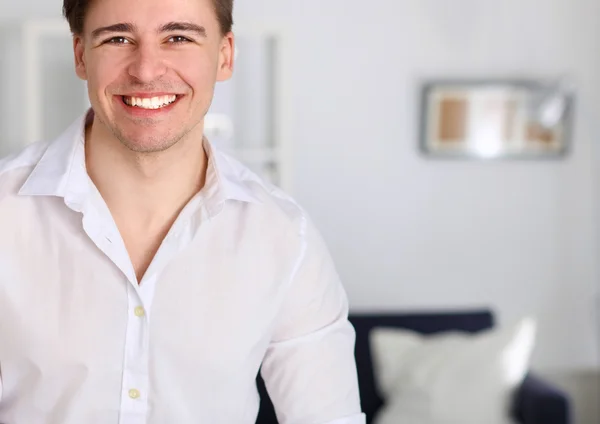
xmin=115 ymin=132 xmax=180 ymax=154
xmin=122 ymin=140 xmax=176 ymax=154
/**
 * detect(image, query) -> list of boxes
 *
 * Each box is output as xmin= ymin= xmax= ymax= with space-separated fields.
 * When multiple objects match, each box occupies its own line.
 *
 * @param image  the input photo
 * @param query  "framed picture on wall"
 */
xmin=419 ymin=79 xmax=574 ymax=159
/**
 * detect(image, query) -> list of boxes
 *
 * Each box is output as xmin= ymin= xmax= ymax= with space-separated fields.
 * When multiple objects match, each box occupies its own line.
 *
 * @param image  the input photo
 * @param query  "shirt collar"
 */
xmin=201 ymin=135 xmax=264 ymax=207
xmin=18 ymin=110 xmax=263 ymax=210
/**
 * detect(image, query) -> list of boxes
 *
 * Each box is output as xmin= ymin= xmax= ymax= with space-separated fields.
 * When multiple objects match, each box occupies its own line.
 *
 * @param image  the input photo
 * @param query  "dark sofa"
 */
xmin=256 ymin=309 xmax=571 ymax=424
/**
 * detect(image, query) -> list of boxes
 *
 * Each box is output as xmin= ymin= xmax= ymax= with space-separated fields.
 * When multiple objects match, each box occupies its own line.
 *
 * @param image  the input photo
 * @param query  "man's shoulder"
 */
xmin=0 ymin=140 xmax=50 ymax=199
xmin=217 ymin=149 xmax=306 ymax=224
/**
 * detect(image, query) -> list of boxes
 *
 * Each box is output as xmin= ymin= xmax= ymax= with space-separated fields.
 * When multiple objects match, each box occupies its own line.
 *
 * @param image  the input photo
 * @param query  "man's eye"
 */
xmin=106 ymin=37 xmax=130 ymax=45
xmin=169 ymin=36 xmax=191 ymax=44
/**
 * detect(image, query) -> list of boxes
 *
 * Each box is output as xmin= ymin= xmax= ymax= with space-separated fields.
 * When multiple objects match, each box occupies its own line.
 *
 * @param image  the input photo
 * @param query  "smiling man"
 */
xmin=0 ymin=0 xmax=364 ymax=423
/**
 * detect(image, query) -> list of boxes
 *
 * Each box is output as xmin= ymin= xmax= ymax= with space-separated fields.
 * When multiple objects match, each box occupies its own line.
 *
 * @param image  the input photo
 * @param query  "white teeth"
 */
xmin=124 ymin=95 xmax=177 ymax=109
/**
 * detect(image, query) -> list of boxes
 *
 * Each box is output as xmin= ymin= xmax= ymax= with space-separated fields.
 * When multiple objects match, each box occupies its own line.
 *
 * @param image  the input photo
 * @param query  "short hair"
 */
xmin=63 ymin=0 xmax=234 ymax=36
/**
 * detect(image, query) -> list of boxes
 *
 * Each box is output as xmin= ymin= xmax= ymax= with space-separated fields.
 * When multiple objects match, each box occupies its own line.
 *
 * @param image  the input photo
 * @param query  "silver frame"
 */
xmin=419 ymin=79 xmax=575 ymax=160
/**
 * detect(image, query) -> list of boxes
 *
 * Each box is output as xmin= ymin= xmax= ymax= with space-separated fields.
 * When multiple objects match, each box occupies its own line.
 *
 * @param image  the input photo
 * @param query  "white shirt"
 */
xmin=0 ymin=112 xmax=365 ymax=424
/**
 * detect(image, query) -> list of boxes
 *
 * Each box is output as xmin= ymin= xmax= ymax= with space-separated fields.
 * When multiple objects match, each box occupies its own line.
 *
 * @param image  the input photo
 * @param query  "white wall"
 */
xmin=2 ymin=0 xmax=599 ymax=374
xmin=234 ymin=0 xmax=600 ymax=374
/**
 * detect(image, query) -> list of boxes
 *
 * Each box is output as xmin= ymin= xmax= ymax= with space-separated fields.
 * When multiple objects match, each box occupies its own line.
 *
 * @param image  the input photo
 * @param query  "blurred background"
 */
xmin=1 ymin=0 xmax=599 ymax=423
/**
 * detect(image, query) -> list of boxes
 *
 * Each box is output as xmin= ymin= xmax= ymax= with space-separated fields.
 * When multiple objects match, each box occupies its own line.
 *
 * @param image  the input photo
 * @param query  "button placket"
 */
xmin=118 ymin=284 xmax=151 ymax=421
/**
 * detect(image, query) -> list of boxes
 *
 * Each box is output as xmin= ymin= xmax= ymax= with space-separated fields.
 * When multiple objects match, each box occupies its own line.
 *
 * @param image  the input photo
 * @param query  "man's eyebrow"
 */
xmin=91 ymin=23 xmax=138 ymax=40
xmin=159 ymin=22 xmax=207 ymax=37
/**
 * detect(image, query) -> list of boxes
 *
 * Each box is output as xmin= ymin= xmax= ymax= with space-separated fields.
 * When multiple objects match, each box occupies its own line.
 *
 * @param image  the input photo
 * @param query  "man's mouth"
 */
xmin=122 ymin=95 xmax=179 ymax=110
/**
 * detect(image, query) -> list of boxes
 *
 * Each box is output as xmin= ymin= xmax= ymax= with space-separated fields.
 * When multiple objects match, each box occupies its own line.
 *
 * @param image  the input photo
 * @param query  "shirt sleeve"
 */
xmin=260 ymin=214 xmax=365 ymax=424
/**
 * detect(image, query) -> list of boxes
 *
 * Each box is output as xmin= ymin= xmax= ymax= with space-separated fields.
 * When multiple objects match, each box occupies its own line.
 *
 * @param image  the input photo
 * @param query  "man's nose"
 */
xmin=127 ymin=43 xmax=168 ymax=83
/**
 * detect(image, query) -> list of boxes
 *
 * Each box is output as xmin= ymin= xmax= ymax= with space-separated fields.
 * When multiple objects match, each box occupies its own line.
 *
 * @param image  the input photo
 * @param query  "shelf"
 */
xmin=229 ymin=148 xmax=280 ymax=164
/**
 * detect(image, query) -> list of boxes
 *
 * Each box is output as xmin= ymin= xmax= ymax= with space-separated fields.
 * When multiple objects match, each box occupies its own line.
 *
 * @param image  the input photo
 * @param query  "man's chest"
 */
xmin=0 ymin=246 xmax=284 ymax=348
xmin=0 ymin=228 xmax=292 ymax=409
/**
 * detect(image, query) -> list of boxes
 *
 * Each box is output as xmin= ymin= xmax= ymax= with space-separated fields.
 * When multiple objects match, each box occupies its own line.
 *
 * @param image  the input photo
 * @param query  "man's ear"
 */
xmin=216 ymin=32 xmax=234 ymax=82
xmin=73 ymin=35 xmax=88 ymax=80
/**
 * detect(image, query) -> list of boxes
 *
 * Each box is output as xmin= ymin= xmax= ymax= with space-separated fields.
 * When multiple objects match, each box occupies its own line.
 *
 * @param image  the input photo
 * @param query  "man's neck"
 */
xmin=84 ymin=115 xmax=207 ymax=238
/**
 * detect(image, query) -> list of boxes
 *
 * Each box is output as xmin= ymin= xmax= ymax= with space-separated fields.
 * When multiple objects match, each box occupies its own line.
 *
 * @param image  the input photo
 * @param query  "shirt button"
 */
xmin=129 ymin=389 xmax=141 ymax=399
xmin=134 ymin=306 xmax=146 ymax=317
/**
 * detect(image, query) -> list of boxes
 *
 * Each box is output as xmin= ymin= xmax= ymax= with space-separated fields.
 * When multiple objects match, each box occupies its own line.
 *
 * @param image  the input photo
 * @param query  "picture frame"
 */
xmin=419 ymin=79 xmax=575 ymax=159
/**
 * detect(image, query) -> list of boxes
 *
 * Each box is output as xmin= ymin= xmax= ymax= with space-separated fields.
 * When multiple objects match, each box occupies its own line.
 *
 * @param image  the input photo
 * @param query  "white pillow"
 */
xmin=370 ymin=317 xmax=536 ymax=424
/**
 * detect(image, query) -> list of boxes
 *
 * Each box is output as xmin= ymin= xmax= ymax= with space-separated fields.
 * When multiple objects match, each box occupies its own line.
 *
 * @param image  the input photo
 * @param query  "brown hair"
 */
xmin=63 ymin=0 xmax=234 ymax=36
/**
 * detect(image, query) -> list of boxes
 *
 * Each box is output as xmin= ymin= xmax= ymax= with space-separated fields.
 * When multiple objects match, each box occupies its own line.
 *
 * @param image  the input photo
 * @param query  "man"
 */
xmin=0 ymin=0 xmax=364 ymax=423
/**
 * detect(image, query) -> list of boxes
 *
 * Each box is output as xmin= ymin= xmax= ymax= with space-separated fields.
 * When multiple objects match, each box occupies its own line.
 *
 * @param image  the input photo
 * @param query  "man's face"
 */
xmin=74 ymin=0 xmax=234 ymax=153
